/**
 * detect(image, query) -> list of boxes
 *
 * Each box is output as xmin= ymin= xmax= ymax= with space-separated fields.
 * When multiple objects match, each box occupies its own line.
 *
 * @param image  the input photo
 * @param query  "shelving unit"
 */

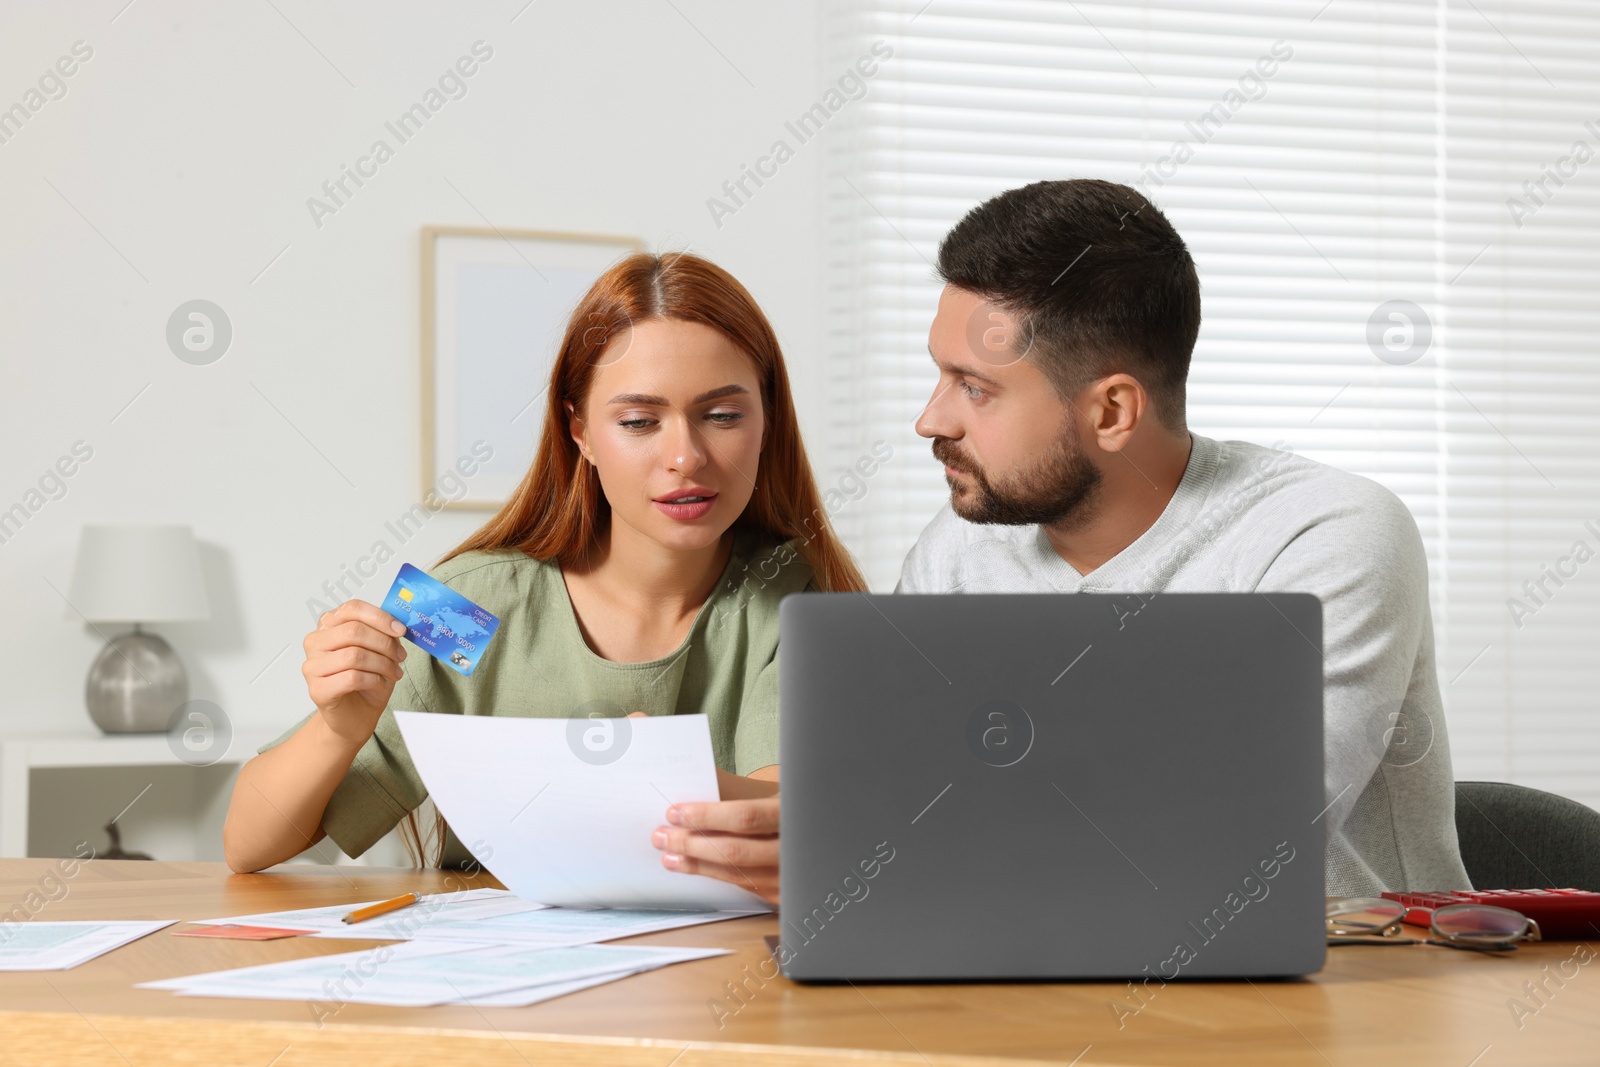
xmin=0 ymin=730 xmax=276 ymax=859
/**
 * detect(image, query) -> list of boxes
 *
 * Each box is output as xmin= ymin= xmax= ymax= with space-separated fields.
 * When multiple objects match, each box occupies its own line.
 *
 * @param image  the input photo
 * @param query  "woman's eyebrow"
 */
xmin=605 ymin=384 xmax=751 ymax=406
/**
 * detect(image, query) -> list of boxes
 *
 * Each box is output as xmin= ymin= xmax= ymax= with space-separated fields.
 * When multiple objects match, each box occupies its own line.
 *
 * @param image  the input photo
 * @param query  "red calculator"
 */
xmin=1382 ymin=889 xmax=1600 ymax=939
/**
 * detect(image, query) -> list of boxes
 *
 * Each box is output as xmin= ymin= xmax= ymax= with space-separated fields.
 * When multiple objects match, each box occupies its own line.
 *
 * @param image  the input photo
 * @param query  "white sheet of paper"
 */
xmin=0 ymin=920 xmax=175 ymax=970
xmin=450 ymin=967 xmax=643 ymax=1006
xmin=141 ymin=940 xmax=731 ymax=1007
xmin=190 ymin=968 xmax=648 ymax=1008
xmin=191 ymin=888 xmax=544 ymax=937
xmin=193 ymin=886 xmax=755 ymax=946
xmin=394 ymin=710 xmax=772 ymax=911
xmin=136 ymin=939 xmax=462 ymax=991
xmin=305 ymin=905 xmax=756 ymax=944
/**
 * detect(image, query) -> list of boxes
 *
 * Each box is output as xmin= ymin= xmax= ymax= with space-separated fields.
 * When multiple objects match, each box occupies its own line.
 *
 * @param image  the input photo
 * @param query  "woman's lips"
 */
xmin=653 ymin=492 xmax=718 ymax=521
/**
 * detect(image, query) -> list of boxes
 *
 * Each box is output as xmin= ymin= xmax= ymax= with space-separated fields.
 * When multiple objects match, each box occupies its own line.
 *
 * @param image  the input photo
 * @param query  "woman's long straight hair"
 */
xmin=399 ymin=251 xmax=867 ymax=867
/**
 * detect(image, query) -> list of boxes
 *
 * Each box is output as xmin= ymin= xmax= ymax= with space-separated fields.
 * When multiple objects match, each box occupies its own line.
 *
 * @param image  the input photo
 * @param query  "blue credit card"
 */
xmin=380 ymin=563 xmax=500 ymax=676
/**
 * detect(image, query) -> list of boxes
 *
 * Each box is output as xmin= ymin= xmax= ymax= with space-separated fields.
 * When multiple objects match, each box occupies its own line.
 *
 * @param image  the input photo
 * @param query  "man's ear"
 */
xmin=565 ymin=398 xmax=590 ymax=462
xmin=1082 ymin=373 xmax=1145 ymax=453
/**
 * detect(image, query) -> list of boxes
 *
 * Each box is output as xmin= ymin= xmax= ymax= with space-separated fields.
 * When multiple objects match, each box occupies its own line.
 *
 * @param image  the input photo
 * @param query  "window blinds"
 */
xmin=824 ymin=0 xmax=1600 ymax=807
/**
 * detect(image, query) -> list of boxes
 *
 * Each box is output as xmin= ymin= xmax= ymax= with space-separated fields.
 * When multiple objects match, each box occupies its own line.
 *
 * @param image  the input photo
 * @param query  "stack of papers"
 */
xmin=186 ymin=888 xmax=757 ymax=945
xmin=139 ymin=940 xmax=731 ymax=1007
xmin=140 ymin=889 xmax=753 ymax=1007
xmin=0 ymin=921 xmax=175 ymax=970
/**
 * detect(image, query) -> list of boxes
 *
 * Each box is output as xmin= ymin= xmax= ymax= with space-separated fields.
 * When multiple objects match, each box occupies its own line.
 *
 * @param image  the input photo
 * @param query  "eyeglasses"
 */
xmin=1326 ymin=897 xmax=1541 ymax=952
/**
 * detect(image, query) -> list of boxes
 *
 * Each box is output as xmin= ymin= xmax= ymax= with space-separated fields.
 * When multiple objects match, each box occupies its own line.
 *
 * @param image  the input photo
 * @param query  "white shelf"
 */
xmin=0 ymin=729 xmax=277 ymax=858
xmin=0 ymin=730 xmax=276 ymax=770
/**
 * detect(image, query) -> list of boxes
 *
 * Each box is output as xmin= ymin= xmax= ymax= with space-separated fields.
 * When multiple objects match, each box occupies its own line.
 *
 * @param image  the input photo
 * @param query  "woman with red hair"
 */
xmin=226 ymin=252 xmax=864 ymax=903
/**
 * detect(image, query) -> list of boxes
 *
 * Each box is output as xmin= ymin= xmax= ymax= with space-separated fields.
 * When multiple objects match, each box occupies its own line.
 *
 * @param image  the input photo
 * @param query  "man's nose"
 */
xmin=915 ymin=380 xmax=959 ymax=440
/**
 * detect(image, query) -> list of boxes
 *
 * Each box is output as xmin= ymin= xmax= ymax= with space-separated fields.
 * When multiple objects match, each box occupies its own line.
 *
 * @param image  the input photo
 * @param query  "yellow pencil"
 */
xmin=341 ymin=892 xmax=420 ymax=925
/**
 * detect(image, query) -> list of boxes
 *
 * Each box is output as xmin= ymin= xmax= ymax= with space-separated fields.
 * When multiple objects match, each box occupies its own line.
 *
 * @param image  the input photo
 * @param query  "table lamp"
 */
xmin=67 ymin=525 xmax=210 ymax=734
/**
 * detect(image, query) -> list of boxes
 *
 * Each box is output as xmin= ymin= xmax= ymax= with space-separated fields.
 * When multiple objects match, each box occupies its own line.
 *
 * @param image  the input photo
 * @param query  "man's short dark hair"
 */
xmin=936 ymin=179 xmax=1200 ymax=431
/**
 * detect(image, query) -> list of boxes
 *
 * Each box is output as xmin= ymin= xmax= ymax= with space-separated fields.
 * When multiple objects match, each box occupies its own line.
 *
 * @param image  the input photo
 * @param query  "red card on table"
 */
xmin=171 ymin=924 xmax=315 ymax=940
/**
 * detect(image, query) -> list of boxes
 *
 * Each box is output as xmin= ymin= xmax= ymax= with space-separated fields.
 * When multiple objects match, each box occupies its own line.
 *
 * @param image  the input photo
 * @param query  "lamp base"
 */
xmin=85 ymin=630 xmax=188 ymax=734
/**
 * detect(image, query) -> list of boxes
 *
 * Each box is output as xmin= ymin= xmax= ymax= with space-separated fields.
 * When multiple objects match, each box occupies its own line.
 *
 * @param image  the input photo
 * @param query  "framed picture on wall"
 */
xmin=421 ymin=226 xmax=644 ymax=510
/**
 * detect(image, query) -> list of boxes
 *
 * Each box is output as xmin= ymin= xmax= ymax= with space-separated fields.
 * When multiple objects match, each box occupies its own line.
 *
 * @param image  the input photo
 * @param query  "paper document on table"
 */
xmin=138 ymin=939 xmax=731 ymax=1007
xmin=191 ymin=888 xmax=542 ymax=939
xmin=193 ymin=886 xmax=755 ymax=945
xmin=306 ymin=904 xmax=754 ymax=944
xmin=0 ymin=920 xmax=175 ymax=970
xmin=393 ymin=711 xmax=771 ymax=911
xmin=452 ymin=969 xmax=642 ymax=1007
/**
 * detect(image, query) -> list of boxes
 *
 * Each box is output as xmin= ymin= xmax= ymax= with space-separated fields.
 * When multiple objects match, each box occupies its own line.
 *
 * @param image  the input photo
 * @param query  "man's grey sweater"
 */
xmin=896 ymin=432 xmax=1473 ymax=896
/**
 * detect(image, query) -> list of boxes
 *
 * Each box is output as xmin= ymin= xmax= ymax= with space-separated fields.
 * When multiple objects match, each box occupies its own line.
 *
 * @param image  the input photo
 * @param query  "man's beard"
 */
xmin=931 ymin=421 xmax=1102 ymax=528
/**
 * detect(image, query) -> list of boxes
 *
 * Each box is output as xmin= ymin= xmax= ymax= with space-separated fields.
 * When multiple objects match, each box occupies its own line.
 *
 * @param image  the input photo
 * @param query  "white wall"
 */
xmin=0 ymin=0 xmax=832 ymax=859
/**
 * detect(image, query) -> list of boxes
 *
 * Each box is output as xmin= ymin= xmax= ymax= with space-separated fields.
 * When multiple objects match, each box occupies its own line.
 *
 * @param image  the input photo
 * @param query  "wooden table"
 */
xmin=3 ymin=859 xmax=1597 ymax=1066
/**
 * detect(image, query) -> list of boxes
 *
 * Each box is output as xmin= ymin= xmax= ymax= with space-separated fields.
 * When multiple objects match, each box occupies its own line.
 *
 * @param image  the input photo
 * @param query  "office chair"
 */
xmin=1455 ymin=781 xmax=1600 ymax=891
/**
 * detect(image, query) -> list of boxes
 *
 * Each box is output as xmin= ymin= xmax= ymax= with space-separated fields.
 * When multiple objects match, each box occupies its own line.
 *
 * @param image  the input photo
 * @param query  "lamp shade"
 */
xmin=67 ymin=525 xmax=210 ymax=623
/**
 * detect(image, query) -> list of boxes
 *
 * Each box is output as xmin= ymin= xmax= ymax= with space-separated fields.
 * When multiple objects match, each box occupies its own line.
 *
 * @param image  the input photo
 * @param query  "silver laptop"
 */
xmin=778 ymin=592 xmax=1327 ymax=981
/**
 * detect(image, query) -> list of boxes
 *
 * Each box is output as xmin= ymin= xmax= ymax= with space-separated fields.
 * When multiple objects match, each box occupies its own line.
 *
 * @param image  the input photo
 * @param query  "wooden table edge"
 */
xmin=2 ymin=1008 xmax=1112 ymax=1067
